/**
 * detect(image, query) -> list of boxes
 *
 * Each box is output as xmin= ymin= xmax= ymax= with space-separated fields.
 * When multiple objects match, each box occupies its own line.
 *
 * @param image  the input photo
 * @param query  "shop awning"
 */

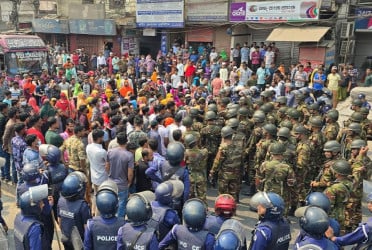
xmin=266 ymin=27 xmax=330 ymax=42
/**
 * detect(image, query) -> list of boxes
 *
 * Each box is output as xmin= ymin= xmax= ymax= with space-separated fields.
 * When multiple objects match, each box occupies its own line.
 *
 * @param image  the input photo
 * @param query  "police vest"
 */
xmin=14 ymin=213 xmax=43 ymax=250
xmin=251 ymin=219 xmax=291 ymax=250
xmin=161 ymin=161 xmax=185 ymax=182
xmin=203 ymin=215 xmax=224 ymax=235
xmin=88 ymin=216 xmax=125 ymax=250
xmin=148 ymin=202 xmax=172 ymax=240
xmin=175 ymin=224 xmax=208 ymax=250
xmin=121 ymin=224 xmax=155 ymax=250
xmin=295 ymin=236 xmax=337 ymax=250
xmin=58 ymin=197 xmax=85 ymax=242
xmin=355 ymin=219 xmax=372 ymax=250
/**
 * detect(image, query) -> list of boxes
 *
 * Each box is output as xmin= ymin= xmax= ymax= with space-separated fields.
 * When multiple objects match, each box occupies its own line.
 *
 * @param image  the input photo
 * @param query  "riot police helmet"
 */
xmin=96 ymin=190 xmax=118 ymax=219
xmin=351 ymin=139 xmax=367 ymax=149
xmin=238 ymin=107 xmax=250 ymax=117
xmin=39 ymin=144 xmax=61 ymax=165
xmin=166 ymin=142 xmax=185 ymax=166
xmin=260 ymin=90 xmax=272 ymax=98
xmin=252 ymin=110 xmax=266 ymax=123
xmin=360 ymin=107 xmax=370 ymax=116
xmin=97 ymin=179 xmax=118 ymax=195
xmin=127 ymin=191 xmax=155 ymax=226
xmin=279 ymin=120 xmax=293 ymax=130
xmin=155 ymin=180 xmax=184 ymax=206
xmin=305 ymin=192 xmax=331 ymax=213
xmin=293 ymin=125 xmax=310 ymax=135
xmin=19 ymin=184 xmax=48 ymax=216
xmin=309 ymin=116 xmax=323 ymax=128
xmin=214 ymin=194 xmax=237 ymax=218
xmin=189 ymin=108 xmax=200 ymax=118
xmin=226 ymin=109 xmax=238 ymax=119
xmin=60 ymin=172 xmax=87 ymax=200
xmin=250 ymin=191 xmax=285 ymax=220
xmin=287 ymin=109 xmax=301 ymax=119
xmin=326 ymin=109 xmax=339 ymax=121
xmin=207 ymin=104 xmax=218 ymax=113
xmin=296 ymin=206 xmax=329 ymax=237
xmin=278 ymin=107 xmax=288 ymax=115
xmin=331 ymin=159 xmax=352 ymax=176
xmin=214 ymin=231 xmax=241 ymax=250
xmin=308 ymin=102 xmax=320 ymax=111
xmin=276 ymin=96 xmax=287 ymax=105
xmin=182 ymin=198 xmax=207 ymax=231
xmin=352 ymin=98 xmax=363 ymax=107
xmin=21 ymin=163 xmax=40 ymax=182
xmin=323 ymin=140 xmax=341 ymax=153
xmin=295 ymin=93 xmax=306 ymax=101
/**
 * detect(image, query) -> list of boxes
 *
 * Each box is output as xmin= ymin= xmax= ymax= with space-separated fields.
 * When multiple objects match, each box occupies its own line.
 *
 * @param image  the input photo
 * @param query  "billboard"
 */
xmin=186 ymin=0 xmax=228 ymax=22
xmin=136 ymin=0 xmax=184 ymax=28
xmin=230 ymin=0 xmax=320 ymax=22
xmin=355 ymin=8 xmax=372 ymax=31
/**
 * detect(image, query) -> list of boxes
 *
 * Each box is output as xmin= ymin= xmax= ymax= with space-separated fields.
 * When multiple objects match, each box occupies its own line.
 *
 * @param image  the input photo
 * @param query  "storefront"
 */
xmin=298 ymin=40 xmax=335 ymax=68
xmin=32 ymin=19 xmax=69 ymax=49
xmin=354 ymin=7 xmax=372 ymax=71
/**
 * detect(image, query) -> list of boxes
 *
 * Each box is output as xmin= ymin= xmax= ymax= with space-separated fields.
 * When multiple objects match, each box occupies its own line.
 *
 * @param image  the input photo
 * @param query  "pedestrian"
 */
xmin=11 ymin=122 xmax=27 ymax=183
xmin=327 ymin=66 xmax=341 ymax=108
xmin=248 ymin=191 xmax=291 ymax=249
xmin=45 ymin=117 xmax=64 ymax=147
xmin=117 ymin=191 xmax=159 ymax=250
xmin=135 ymin=148 xmax=153 ymax=192
xmin=106 ymin=132 xmax=134 ymax=218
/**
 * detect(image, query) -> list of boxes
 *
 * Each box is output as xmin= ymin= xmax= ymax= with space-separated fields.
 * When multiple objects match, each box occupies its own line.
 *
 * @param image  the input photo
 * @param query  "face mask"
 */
xmin=141 ymin=77 xmax=146 ymax=80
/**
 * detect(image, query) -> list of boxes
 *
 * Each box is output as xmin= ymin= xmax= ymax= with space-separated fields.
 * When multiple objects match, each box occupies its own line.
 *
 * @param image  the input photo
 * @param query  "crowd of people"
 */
xmin=0 ymin=41 xmax=371 ymax=249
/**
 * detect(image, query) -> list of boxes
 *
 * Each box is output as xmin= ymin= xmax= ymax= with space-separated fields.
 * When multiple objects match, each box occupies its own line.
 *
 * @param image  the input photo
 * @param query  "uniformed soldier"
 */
xmin=237 ymin=107 xmax=253 ymax=138
xmin=189 ymin=108 xmax=204 ymax=132
xmin=255 ymin=123 xmax=277 ymax=166
xmin=350 ymin=98 xmax=363 ymax=112
xmin=274 ymin=96 xmax=287 ymax=110
xmin=295 ymin=93 xmax=311 ymax=124
xmin=149 ymin=180 xmax=182 ymax=241
xmin=184 ymin=133 xmax=208 ymax=201
xmin=293 ymin=125 xmax=312 ymax=207
xmin=276 ymin=127 xmax=296 ymax=166
xmin=304 ymin=191 xmax=341 ymax=237
xmin=324 ymin=159 xmax=353 ymax=234
xmin=310 ymin=140 xmax=342 ymax=192
xmin=217 ymin=97 xmax=230 ymax=122
xmin=257 ymin=142 xmax=296 ymax=215
xmin=286 ymin=108 xmax=302 ymax=131
xmin=200 ymin=111 xmax=222 ymax=186
xmin=210 ymin=126 xmax=242 ymax=201
xmin=343 ymin=111 xmax=364 ymax=129
xmin=214 ymin=219 xmax=247 ymax=250
xmin=276 ymin=106 xmax=288 ymax=126
xmin=204 ymin=194 xmax=237 ymax=235
xmin=308 ymin=102 xmax=321 ymax=118
xmin=58 ymin=172 xmax=92 ymax=249
xmin=308 ymin=116 xmax=326 ymax=181
xmin=249 ymin=192 xmax=291 ymax=250
xmin=293 ymin=206 xmax=338 ymax=249
xmin=117 ymin=191 xmax=159 ymax=250
xmin=339 ymin=122 xmax=363 ymax=159
xmin=83 ymin=180 xmax=125 ymax=250
xmin=14 ymin=185 xmax=51 ymax=250
xmin=159 ymin=198 xmax=215 ymax=250
xmin=360 ymin=107 xmax=372 ymax=140
xmin=182 ymin=116 xmax=200 ymax=145
xmin=345 ymin=139 xmax=371 ymax=232
xmin=323 ymin=109 xmax=340 ymax=141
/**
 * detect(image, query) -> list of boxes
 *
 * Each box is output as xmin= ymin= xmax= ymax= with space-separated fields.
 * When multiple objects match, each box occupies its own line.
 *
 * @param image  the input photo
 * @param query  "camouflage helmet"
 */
xmin=348 ymin=122 xmax=362 ymax=134
xmin=360 ymin=107 xmax=370 ymax=116
xmin=279 ymin=120 xmax=293 ymax=130
xmin=252 ymin=111 xmax=266 ymax=123
xmin=277 ymin=127 xmax=291 ymax=139
xmin=332 ymin=159 xmax=352 ymax=176
xmin=278 ymin=107 xmax=288 ymax=115
xmin=260 ymin=90 xmax=272 ymax=98
xmin=207 ymin=104 xmax=218 ymax=113
xmin=227 ymin=118 xmax=239 ymax=129
xmin=182 ymin=116 xmax=193 ymax=127
xmin=260 ymin=103 xmax=274 ymax=114
xmin=269 ymin=142 xmax=286 ymax=155
xmin=323 ymin=140 xmax=341 ymax=152
xmin=263 ymin=124 xmax=277 ymax=137
xmin=350 ymin=139 xmax=367 ymax=149
xmin=308 ymin=102 xmax=320 ymax=111
xmin=184 ymin=134 xmax=197 ymax=147
xmin=226 ymin=109 xmax=238 ymax=119
xmin=293 ymin=125 xmax=309 ymax=135
xmin=309 ymin=116 xmax=323 ymax=128
xmin=219 ymin=88 xmax=227 ymax=96
xmin=238 ymin=107 xmax=250 ymax=117
xmin=190 ymin=108 xmax=200 ymax=118
xmin=226 ymin=103 xmax=234 ymax=109
xmin=350 ymin=112 xmax=363 ymax=123
xmin=221 ymin=126 xmax=234 ymax=138
xmin=230 ymin=104 xmax=240 ymax=110
xmin=205 ymin=111 xmax=217 ymax=121
xmin=326 ymin=109 xmax=339 ymax=121
xmin=295 ymin=93 xmax=306 ymax=101
xmin=287 ymin=109 xmax=301 ymax=119
xmin=352 ymin=98 xmax=363 ymax=107
xmin=275 ymin=96 xmax=287 ymax=105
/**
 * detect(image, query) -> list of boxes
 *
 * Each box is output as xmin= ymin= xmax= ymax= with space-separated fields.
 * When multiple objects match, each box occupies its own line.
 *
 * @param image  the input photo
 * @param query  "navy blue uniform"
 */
xmin=333 ymin=218 xmax=372 ymax=249
xmin=203 ymin=215 xmax=226 ymax=235
xmin=117 ymin=224 xmax=159 ymax=250
xmin=14 ymin=214 xmax=43 ymax=250
xmin=294 ymin=233 xmax=338 ymax=250
xmin=150 ymin=201 xmax=180 ymax=240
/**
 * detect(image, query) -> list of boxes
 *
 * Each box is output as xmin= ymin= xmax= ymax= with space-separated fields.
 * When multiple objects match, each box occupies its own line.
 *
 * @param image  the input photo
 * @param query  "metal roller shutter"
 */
xmin=354 ymin=33 xmax=372 ymax=70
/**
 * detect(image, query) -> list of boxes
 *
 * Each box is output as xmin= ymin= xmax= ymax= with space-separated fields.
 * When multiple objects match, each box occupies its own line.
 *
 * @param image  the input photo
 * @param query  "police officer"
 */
xmin=249 ymin=191 xmax=291 ymax=250
xmin=84 ymin=180 xmax=125 ymax=250
xmin=14 ymin=184 xmax=51 ymax=250
xmin=117 ymin=191 xmax=159 ymax=250
xmin=149 ymin=180 xmax=182 ymax=241
xmin=214 ymin=219 xmax=247 ymax=250
xmin=204 ymin=194 xmax=237 ymax=235
xmin=294 ymin=206 xmax=338 ymax=249
xmin=58 ymin=172 xmax=91 ymax=249
xmin=17 ymin=163 xmax=54 ymax=250
xmin=159 ymin=198 xmax=215 ymax=250
xmin=328 ymin=193 xmax=372 ymax=248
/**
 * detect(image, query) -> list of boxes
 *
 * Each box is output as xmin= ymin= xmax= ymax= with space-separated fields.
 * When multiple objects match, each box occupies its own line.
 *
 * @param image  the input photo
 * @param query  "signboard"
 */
xmin=230 ymin=0 xmax=320 ymax=22
xmin=355 ymin=8 xmax=372 ymax=31
xmin=0 ymin=2 xmax=12 ymax=22
xmin=32 ymin=19 xmax=69 ymax=34
xmin=5 ymin=38 xmax=46 ymax=50
xmin=11 ymin=51 xmax=47 ymax=62
xmin=69 ymin=19 xmax=116 ymax=36
xmin=136 ymin=0 xmax=184 ymax=28
xmin=121 ymin=37 xmax=138 ymax=56
xmin=186 ymin=1 xmax=228 ymax=22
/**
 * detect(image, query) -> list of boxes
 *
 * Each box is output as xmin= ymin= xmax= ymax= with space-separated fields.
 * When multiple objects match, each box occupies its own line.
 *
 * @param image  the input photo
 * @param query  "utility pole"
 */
xmin=32 ymin=0 xmax=40 ymax=18
xmin=9 ymin=0 xmax=21 ymax=31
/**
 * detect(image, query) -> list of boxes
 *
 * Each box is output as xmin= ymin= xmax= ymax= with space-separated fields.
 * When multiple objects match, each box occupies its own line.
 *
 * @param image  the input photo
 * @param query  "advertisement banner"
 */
xmin=186 ymin=1 xmax=228 ymax=22
xmin=230 ymin=0 xmax=320 ymax=22
xmin=136 ymin=0 xmax=184 ymax=28
xmin=355 ymin=8 xmax=372 ymax=31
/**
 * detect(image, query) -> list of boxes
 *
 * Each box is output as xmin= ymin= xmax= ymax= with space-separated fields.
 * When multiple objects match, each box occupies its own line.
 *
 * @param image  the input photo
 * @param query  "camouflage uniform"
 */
xmin=256 ymin=159 xmax=296 ymax=214
xmin=192 ymin=119 xmax=204 ymax=133
xmin=254 ymin=138 xmax=275 ymax=170
xmin=211 ymin=141 xmax=242 ymax=201
xmin=295 ymin=138 xmax=312 ymax=204
xmin=185 ymin=147 xmax=208 ymax=202
xmin=324 ymin=178 xmax=352 ymax=234
xmin=60 ymin=135 xmax=86 ymax=172
xmin=182 ymin=130 xmax=201 ymax=146
xmin=313 ymin=156 xmax=341 ymax=192
xmin=323 ymin=122 xmax=340 ymax=141
xmin=200 ymin=124 xmax=221 ymax=180
xmin=297 ymin=102 xmax=310 ymax=124
xmin=245 ymin=126 xmax=263 ymax=188
xmin=308 ymin=131 xmax=326 ymax=181
xmin=345 ymin=154 xmax=371 ymax=232
xmin=339 ymin=133 xmax=362 ymax=160
xmin=278 ymin=140 xmax=296 ymax=166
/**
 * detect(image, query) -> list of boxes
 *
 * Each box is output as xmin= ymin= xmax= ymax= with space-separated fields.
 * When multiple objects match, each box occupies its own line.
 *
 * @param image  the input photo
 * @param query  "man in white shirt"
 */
xmin=167 ymin=113 xmax=186 ymax=143
xmin=264 ymin=46 xmax=275 ymax=68
xmin=177 ymin=60 xmax=184 ymax=77
xmin=209 ymin=47 xmax=218 ymax=62
xmin=171 ymin=69 xmax=181 ymax=89
xmin=96 ymin=52 xmax=106 ymax=68
xmin=86 ymin=129 xmax=108 ymax=216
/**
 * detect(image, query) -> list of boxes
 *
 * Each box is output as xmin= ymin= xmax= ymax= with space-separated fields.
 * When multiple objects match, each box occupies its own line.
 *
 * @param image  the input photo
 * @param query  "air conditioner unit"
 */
xmin=340 ymin=22 xmax=354 ymax=38
xmin=340 ymin=40 xmax=355 ymax=56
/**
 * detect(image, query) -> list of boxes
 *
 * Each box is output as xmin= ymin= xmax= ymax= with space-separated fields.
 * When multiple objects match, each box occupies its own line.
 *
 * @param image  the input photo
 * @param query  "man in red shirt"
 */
xmin=26 ymin=115 xmax=45 ymax=144
xmin=211 ymin=73 xmax=224 ymax=97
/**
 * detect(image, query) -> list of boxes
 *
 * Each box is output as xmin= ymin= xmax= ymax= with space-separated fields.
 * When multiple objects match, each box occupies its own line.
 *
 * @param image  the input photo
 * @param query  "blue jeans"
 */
xmin=117 ymin=189 xmax=129 ymax=218
xmin=0 ymin=148 xmax=10 ymax=180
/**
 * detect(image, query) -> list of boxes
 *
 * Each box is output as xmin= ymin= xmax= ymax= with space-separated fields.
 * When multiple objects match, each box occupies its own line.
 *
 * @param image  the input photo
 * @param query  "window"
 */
xmin=82 ymin=0 xmax=94 ymax=4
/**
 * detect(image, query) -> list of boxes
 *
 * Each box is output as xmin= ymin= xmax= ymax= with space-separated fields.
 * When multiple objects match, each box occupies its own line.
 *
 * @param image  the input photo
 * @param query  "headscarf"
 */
xmin=28 ymin=96 xmax=40 ymax=114
xmin=40 ymin=99 xmax=56 ymax=119
xmin=77 ymin=92 xmax=87 ymax=110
